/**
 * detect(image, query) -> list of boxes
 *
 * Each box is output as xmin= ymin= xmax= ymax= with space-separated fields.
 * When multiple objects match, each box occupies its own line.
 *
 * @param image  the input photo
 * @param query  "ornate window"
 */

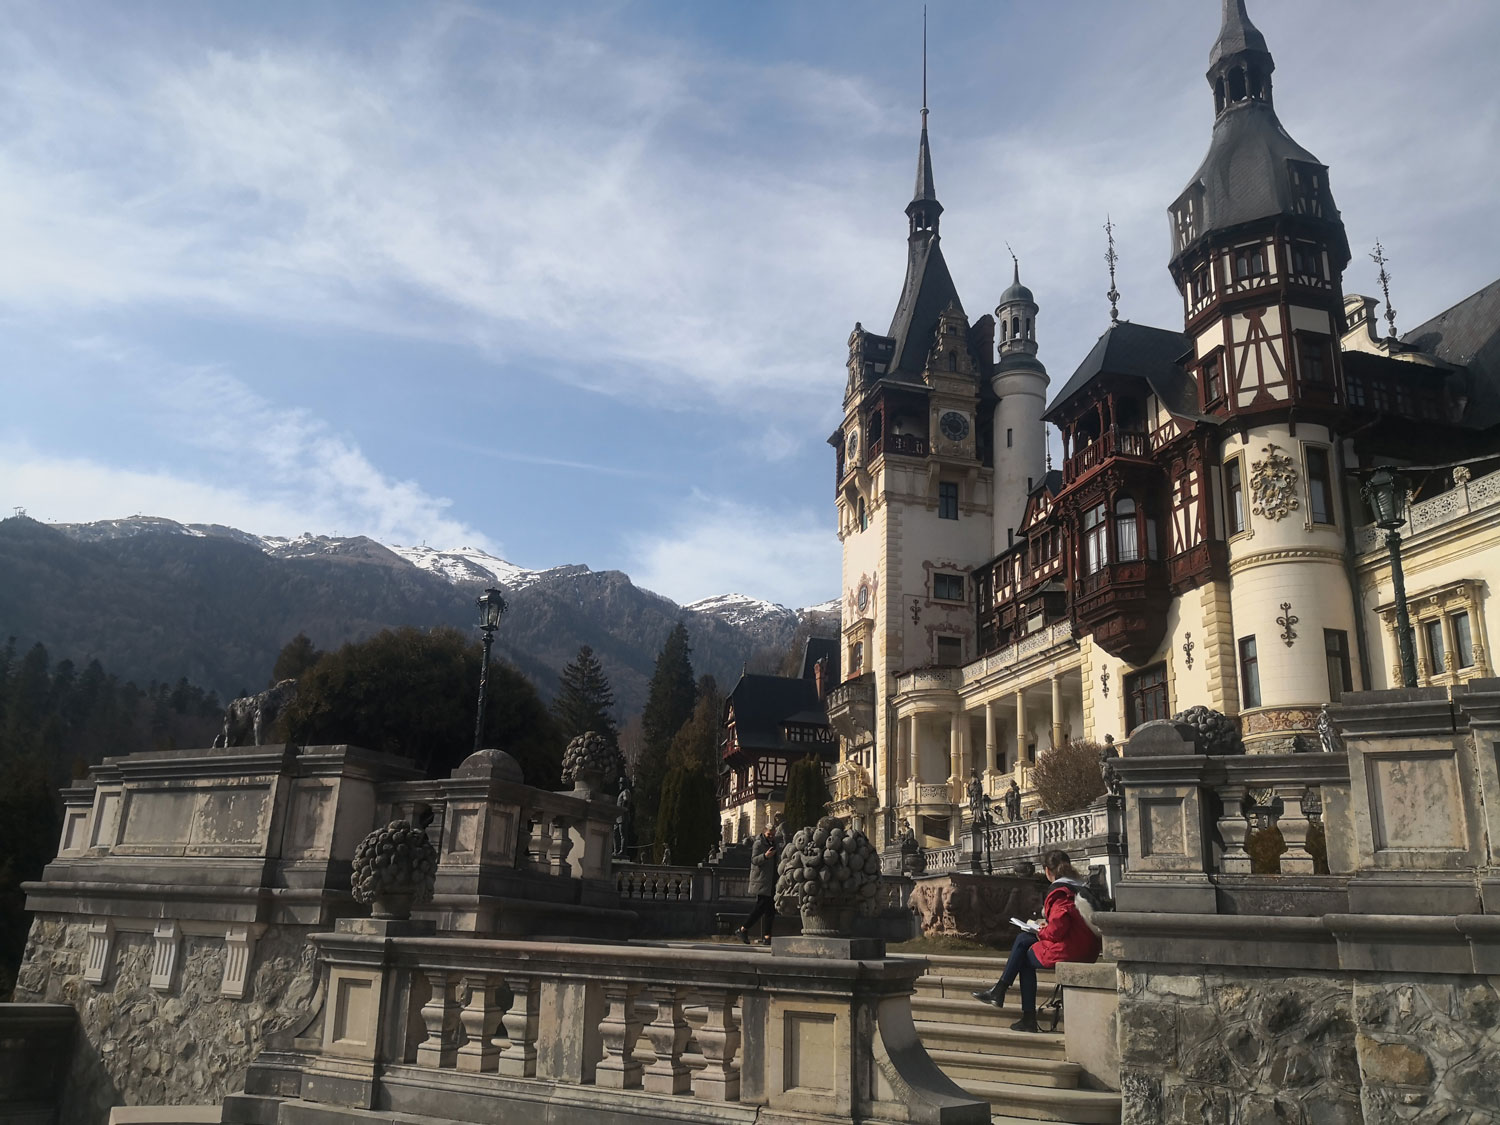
xmin=1379 ymin=580 xmax=1490 ymax=685
xmin=1298 ymin=334 xmax=1332 ymax=386
xmin=1454 ymin=612 xmax=1475 ymax=669
xmin=849 ymin=641 xmax=864 ymax=677
xmin=1203 ymin=353 xmax=1225 ymax=406
xmin=857 ymin=495 xmax=868 ymax=532
xmin=1115 ymin=497 xmax=1140 ymax=562
xmin=1305 ymin=445 xmax=1335 ymax=526
xmin=1125 ymin=664 xmax=1168 ymax=732
xmin=934 ymin=573 xmax=965 ymax=601
xmin=1239 ymin=636 xmax=1261 ymax=708
xmin=1289 ymin=162 xmax=1327 ymax=219
xmin=1084 ymin=502 xmax=1108 ymax=574
xmin=1234 ymin=245 xmax=1267 ymax=280
xmin=1224 ymin=456 xmax=1247 ymax=536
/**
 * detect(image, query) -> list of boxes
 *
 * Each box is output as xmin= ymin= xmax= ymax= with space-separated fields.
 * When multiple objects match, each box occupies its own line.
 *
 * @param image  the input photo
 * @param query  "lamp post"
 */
xmin=473 ymin=587 xmax=508 ymax=753
xmin=1362 ymin=468 xmax=1418 ymax=688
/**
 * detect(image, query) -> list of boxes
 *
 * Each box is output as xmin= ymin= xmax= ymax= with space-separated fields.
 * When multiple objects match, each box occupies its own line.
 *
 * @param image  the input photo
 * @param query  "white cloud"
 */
xmin=627 ymin=493 xmax=839 ymax=610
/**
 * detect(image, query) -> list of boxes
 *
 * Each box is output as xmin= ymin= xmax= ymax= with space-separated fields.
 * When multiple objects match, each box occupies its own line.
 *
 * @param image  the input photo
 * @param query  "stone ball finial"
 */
xmin=453 ymin=748 xmax=524 ymax=783
xmin=774 ymin=816 xmax=882 ymax=936
xmin=351 ymin=818 xmax=439 ymax=919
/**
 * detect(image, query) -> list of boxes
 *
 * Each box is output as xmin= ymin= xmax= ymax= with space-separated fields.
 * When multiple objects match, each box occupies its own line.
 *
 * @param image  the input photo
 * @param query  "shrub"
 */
xmin=1030 ymin=738 xmax=1108 ymax=814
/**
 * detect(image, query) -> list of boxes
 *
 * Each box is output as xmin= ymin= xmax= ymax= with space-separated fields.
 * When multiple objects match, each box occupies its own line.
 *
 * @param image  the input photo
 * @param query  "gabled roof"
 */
xmin=799 ymin=636 xmax=840 ymax=682
xmin=1401 ymin=278 xmax=1500 ymax=431
xmin=1044 ymin=322 xmax=1201 ymax=423
xmin=886 ymin=239 xmax=966 ymax=380
xmin=725 ymin=673 xmax=829 ymax=754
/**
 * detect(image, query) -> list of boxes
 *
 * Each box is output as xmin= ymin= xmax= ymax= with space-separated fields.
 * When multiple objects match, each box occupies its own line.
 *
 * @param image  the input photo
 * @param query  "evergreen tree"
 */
xmin=783 ymin=756 xmax=832 ymax=834
xmin=653 ymin=765 xmax=720 ymax=866
xmin=551 ymin=645 xmax=618 ymax=749
xmin=634 ymin=623 xmax=697 ymax=847
xmin=271 ymin=633 xmax=323 ymax=685
xmin=665 ymin=675 xmax=723 ymax=782
xmin=278 ymin=626 xmax=562 ymax=786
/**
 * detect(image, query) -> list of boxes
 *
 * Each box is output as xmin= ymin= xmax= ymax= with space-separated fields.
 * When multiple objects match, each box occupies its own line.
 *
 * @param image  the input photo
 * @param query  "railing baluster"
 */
xmin=1216 ymin=784 xmax=1253 ymax=874
xmin=1275 ymin=787 xmax=1316 ymax=874
xmin=456 ymin=974 xmax=502 ymax=1073
xmin=691 ymin=989 xmax=741 ymax=1102
xmin=642 ymin=985 xmax=691 ymax=1094
xmin=417 ymin=969 xmax=459 ymax=1069
xmin=596 ymin=982 xmax=645 ymax=1089
xmin=497 ymin=974 xmax=539 ymax=1077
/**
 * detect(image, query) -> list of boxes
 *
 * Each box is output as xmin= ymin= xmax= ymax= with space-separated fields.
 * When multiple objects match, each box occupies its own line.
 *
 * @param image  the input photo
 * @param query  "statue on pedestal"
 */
xmin=1003 ymin=780 xmax=1022 ymax=823
xmin=613 ymin=774 xmax=634 ymax=858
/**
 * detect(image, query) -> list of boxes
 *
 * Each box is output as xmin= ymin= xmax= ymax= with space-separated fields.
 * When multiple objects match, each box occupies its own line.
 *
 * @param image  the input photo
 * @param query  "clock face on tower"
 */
xmin=939 ymin=411 xmax=970 ymax=441
xmin=846 ymin=431 xmax=859 ymax=460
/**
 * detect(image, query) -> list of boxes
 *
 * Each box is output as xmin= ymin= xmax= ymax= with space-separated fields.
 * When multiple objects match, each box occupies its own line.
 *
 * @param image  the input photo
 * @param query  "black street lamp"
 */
xmin=1362 ymin=468 xmax=1418 ymax=688
xmin=473 ymin=587 xmax=508 ymax=753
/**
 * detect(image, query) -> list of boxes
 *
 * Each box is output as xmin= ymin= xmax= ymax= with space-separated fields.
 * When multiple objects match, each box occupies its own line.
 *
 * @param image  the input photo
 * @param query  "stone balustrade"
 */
xmin=892 ymin=666 xmax=963 ymax=695
xmin=225 ymin=925 xmax=989 ymax=1125
xmin=1355 ymin=465 xmax=1500 ymax=554
xmin=961 ymin=620 xmax=1074 ymax=685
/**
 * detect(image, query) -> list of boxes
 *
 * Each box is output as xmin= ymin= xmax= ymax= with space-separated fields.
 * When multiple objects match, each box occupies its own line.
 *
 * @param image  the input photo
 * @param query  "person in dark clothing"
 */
xmin=736 ymin=823 xmax=780 ymax=945
xmin=971 ymin=849 xmax=1102 ymax=1031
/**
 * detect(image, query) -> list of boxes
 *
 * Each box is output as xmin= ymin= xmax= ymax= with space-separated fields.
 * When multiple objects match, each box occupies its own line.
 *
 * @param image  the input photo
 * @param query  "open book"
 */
xmin=1010 ymin=917 xmax=1041 ymax=933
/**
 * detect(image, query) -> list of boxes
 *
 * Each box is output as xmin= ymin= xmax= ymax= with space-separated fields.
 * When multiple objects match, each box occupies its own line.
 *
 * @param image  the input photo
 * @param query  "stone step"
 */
xmin=959 ymin=1078 xmax=1122 ymax=1124
xmin=916 ymin=970 xmax=1058 ymax=998
xmin=926 ymin=1047 xmax=1082 ymax=1089
xmin=896 ymin=952 xmax=1026 ymax=980
xmin=912 ymin=1019 xmax=1067 ymax=1060
xmin=914 ymin=994 xmax=1062 ymax=1032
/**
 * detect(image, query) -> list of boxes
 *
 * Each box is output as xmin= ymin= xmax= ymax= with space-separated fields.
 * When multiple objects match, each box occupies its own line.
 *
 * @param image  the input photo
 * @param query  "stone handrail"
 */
xmin=615 ymin=866 xmax=699 ymax=901
xmin=1355 ymin=466 xmax=1500 ymax=554
xmin=905 ymin=801 xmax=1123 ymax=878
xmin=962 ymin=621 xmax=1075 ymax=684
xmin=228 ymin=929 xmax=989 ymax=1124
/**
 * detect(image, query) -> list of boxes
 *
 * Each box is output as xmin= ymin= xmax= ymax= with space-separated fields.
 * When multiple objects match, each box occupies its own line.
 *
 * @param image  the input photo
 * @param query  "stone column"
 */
xmin=984 ymin=702 xmax=997 ymax=774
xmin=948 ymin=712 xmax=962 ymax=784
xmin=1050 ymin=676 xmax=1064 ymax=751
xmin=896 ymin=718 xmax=910 ymax=786
xmin=906 ymin=716 xmax=919 ymax=785
xmin=1015 ymin=689 xmax=1027 ymax=769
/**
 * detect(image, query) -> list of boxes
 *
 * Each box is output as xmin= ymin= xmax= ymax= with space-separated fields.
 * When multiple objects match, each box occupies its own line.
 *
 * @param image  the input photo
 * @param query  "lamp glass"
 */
xmin=1363 ymin=468 xmax=1407 ymax=530
xmin=478 ymin=588 xmax=507 ymax=629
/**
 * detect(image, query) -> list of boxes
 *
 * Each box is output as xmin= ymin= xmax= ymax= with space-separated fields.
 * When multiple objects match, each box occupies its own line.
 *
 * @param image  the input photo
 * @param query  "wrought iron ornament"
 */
xmin=1104 ymin=215 xmax=1121 ymax=325
xmin=1100 ymin=667 xmax=1110 ymax=697
xmin=1182 ymin=632 xmax=1195 ymax=670
xmin=1278 ymin=602 xmax=1299 ymax=647
xmin=1371 ymin=240 xmax=1398 ymax=339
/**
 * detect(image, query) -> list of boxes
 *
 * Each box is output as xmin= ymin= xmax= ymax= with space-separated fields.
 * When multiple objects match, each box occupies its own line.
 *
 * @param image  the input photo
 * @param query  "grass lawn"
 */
xmin=887 ymin=934 xmax=1007 ymax=957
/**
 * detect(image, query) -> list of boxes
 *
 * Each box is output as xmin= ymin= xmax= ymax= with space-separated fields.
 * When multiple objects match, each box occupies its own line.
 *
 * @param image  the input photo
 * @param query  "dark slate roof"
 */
xmin=998 ymin=260 xmax=1034 ymax=307
xmin=1172 ymin=102 xmax=1345 ymax=262
xmin=799 ymin=636 xmax=840 ymax=682
xmin=1044 ymin=322 xmax=1202 ymax=423
xmin=1210 ymin=0 xmax=1270 ymax=69
xmin=886 ymin=238 xmax=965 ymax=379
xmin=912 ymin=119 xmax=937 ymax=204
xmin=725 ymin=673 xmax=829 ymax=754
xmin=1401 ymin=277 xmax=1500 ymax=430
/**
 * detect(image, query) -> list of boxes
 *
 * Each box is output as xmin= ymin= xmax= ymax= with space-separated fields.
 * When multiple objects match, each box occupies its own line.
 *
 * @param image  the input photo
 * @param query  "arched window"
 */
xmin=1115 ymin=497 xmax=1140 ymax=562
xmin=857 ymin=496 xmax=868 ymax=532
xmin=948 ymin=350 xmax=958 ymax=372
xmin=1228 ymin=66 xmax=1246 ymax=103
xmin=1012 ymin=316 xmax=1021 ymax=338
xmin=1084 ymin=503 xmax=1108 ymax=574
xmin=1214 ymin=76 xmax=1226 ymax=114
xmin=1025 ymin=318 xmax=1033 ymax=339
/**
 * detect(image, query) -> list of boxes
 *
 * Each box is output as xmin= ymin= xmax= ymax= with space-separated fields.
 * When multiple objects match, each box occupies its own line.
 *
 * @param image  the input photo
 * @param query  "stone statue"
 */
xmin=1100 ymin=737 xmax=1123 ymax=798
xmin=213 ymin=678 xmax=297 ymax=748
xmin=1317 ymin=705 xmax=1344 ymax=755
xmin=613 ymin=774 xmax=634 ymax=858
xmin=898 ymin=822 xmax=925 ymax=876
xmin=966 ymin=769 xmax=985 ymax=817
xmin=1004 ymin=780 xmax=1022 ymax=823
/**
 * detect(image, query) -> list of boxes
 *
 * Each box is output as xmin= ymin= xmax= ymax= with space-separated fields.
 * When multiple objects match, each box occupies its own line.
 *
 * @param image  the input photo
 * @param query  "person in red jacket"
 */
xmin=971 ymin=849 xmax=1102 ymax=1032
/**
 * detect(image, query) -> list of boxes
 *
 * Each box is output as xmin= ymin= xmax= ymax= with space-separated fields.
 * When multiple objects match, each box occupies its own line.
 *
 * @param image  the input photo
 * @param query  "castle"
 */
xmin=825 ymin=0 xmax=1500 ymax=851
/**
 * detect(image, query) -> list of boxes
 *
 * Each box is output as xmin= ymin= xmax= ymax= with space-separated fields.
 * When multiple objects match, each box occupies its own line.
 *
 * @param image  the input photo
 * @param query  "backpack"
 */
xmin=1072 ymin=879 xmax=1113 ymax=940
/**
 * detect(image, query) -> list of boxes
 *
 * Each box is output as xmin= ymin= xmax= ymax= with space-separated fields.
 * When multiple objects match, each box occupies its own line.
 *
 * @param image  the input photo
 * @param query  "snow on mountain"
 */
xmin=48 ymin=516 xmax=834 ymax=616
xmin=683 ymin=592 xmax=796 ymax=628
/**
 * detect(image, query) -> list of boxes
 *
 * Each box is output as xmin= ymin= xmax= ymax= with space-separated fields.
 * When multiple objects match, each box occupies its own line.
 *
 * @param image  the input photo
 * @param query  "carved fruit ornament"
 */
xmin=774 ymin=816 xmax=882 ymax=936
xmin=352 ymin=818 xmax=439 ymax=919
xmin=561 ymin=731 xmax=622 ymax=795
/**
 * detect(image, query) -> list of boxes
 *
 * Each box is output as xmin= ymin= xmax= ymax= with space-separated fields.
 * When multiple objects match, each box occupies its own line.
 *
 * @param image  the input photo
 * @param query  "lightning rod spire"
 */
xmin=1371 ymin=240 xmax=1398 ymax=340
xmin=1104 ymin=215 xmax=1121 ymax=325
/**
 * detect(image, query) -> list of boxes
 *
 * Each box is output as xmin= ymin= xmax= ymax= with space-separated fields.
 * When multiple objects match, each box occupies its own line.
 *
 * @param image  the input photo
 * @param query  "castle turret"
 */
xmin=991 ymin=260 xmax=1049 ymax=551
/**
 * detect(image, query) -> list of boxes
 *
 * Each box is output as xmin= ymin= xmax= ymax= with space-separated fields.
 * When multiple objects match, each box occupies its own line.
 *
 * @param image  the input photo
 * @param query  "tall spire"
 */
xmin=906 ymin=6 xmax=941 ymax=237
xmin=1104 ymin=215 xmax=1121 ymax=325
xmin=1210 ymin=0 xmax=1269 ymax=70
xmin=1208 ymin=0 xmax=1275 ymax=115
xmin=1371 ymin=240 xmax=1399 ymax=340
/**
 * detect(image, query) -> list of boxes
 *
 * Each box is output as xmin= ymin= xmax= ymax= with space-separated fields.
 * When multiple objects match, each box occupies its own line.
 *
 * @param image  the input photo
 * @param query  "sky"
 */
xmin=3 ymin=1 xmax=1498 ymax=610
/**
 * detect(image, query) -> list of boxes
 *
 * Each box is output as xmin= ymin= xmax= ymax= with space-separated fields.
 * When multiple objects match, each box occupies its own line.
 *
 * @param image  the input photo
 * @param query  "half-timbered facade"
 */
xmin=827 ymin=0 xmax=1500 ymax=852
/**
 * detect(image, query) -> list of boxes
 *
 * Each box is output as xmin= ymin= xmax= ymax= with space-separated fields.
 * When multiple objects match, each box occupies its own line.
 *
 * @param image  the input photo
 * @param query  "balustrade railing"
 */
xmin=893 ymin=666 xmax=963 ymax=694
xmin=1355 ymin=466 xmax=1500 ymax=553
xmin=885 ymin=433 xmax=929 ymax=457
xmin=962 ymin=620 xmax=1074 ymax=684
xmin=616 ymin=867 xmax=697 ymax=901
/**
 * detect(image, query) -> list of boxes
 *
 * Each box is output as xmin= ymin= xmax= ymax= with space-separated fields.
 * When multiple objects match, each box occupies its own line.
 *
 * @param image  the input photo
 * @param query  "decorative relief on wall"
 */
xmin=1250 ymin=443 xmax=1300 ymax=521
xmin=1278 ymin=602 xmax=1299 ymax=647
xmin=1182 ymin=633 xmax=1195 ymax=669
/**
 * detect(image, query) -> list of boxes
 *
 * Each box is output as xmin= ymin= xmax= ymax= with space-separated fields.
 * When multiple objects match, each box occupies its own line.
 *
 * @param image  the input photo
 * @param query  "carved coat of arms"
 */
xmin=1250 ymin=443 xmax=1300 ymax=521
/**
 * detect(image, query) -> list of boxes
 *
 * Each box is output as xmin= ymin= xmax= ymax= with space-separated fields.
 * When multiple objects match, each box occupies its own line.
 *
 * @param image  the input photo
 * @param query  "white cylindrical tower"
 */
xmin=991 ymin=262 xmax=1049 ymax=553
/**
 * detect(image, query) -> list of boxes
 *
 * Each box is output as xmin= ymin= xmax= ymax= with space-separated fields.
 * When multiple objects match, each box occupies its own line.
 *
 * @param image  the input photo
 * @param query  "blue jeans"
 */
xmin=994 ymin=932 xmax=1045 ymax=1016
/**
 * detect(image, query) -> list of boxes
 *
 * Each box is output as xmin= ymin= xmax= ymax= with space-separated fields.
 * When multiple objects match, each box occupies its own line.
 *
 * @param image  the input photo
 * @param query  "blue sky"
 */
xmin=4 ymin=1 xmax=1498 ymax=609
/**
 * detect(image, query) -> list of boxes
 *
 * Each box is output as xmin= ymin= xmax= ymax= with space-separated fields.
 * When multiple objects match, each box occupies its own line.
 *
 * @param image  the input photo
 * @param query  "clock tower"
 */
xmin=829 ymin=103 xmax=996 ymax=841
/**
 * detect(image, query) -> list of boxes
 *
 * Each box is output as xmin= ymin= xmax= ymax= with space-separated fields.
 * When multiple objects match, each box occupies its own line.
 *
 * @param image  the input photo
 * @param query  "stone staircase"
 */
xmin=903 ymin=953 xmax=1121 ymax=1125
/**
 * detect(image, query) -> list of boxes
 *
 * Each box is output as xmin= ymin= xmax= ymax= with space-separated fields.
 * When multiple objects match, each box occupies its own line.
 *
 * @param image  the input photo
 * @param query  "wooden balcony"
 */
xmin=1064 ymin=428 xmax=1150 ymax=483
xmin=1072 ymin=559 xmax=1171 ymax=665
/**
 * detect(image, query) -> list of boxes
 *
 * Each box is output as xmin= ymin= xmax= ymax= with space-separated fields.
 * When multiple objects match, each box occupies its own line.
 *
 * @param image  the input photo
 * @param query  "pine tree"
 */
xmin=634 ymin=623 xmax=697 ymax=847
xmin=271 ymin=633 xmax=323 ymax=685
xmin=552 ymin=645 xmax=619 ymax=749
xmin=783 ymin=756 xmax=832 ymax=834
xmin=653 ymin=765 xmax=720 ymax=866
xmin=665 ymin=676 xmax=723 ymax=782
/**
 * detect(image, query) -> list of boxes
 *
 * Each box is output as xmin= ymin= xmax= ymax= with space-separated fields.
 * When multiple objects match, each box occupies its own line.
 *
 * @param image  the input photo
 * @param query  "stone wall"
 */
xmin=14 ymin=916 xmax=318 ymax=1124
xmin=1117 ymin=963 xmax=1500 ymax=1125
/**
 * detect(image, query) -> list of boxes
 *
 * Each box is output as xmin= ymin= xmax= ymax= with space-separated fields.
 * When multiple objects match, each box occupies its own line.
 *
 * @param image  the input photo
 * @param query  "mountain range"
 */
xmin=0 ymin=515 xmax=839 ymax=721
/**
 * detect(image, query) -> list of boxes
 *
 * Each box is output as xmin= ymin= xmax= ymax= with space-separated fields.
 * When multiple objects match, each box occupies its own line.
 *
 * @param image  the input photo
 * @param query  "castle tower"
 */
xmin=828 ymin=101 xmax=995 ymax=844
xmin=991 ymin=260 xmax=1050 ymax=552
xmin=1168 ymin=0 xmax=1359 ymax=749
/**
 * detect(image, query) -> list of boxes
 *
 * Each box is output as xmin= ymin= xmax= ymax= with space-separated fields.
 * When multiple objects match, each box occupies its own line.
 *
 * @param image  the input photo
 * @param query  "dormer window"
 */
xmin=1234 ymin=246 xmax=1267 ymax=280
xmin=1173 ymin=194 xmax=1199 ymax=251
xmin=1290 ymin=162 xmax=1327 ymax=220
